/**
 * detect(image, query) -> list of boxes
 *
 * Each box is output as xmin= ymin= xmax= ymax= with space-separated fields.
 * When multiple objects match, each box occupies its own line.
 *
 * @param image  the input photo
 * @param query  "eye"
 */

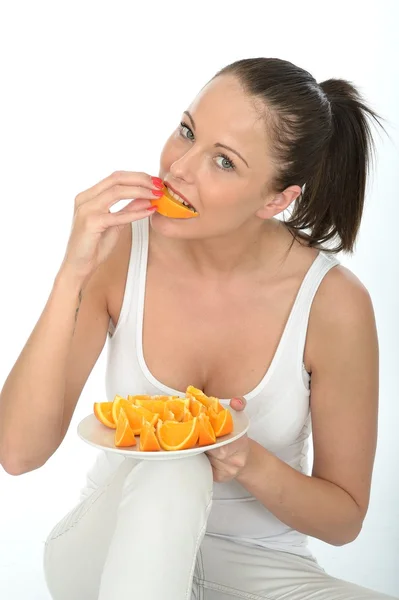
xmin=215 ymin=154 xmax=236 ymax=171
xmin=179 ymin=122 xmax=195 ymax=141
xmin=179 ymin=121 xmax=236 ymax=171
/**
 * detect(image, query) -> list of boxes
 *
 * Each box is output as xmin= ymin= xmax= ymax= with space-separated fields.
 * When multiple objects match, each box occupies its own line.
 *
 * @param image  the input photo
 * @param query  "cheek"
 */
xmin=205 ymin=185 xmax=257 ymax=218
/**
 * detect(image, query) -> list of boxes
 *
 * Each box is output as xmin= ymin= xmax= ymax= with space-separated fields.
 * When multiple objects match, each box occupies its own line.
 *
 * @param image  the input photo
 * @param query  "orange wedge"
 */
xmin=156 ymin=417 xmax=200 ymax=451
xmin=113 ymin=398 xmax=158 ymax=434
xmin=111 ymin=396 xmax=129 ymax=424
xmin=186 ymin=386 xmax=224 ymax=413
xmin=134 ymin=398 xmax=167 ymax=415
xmin=189 ymin=397 xmax=207 ymax=417
xmin=115 ymin=408 xmax=137 ymax=447
xmin=93 ymin=401 xmax=116 ymax=429
xmin=139 ymin=421 xmax=161 ymax=452
xmin=161 ymin=406 xmax=176 ymax=421
xmin=207 ymin=407 xmax=234 ymax=437
xmin=198 ymin=413 xmax=216 ymax=446
xmin=165 ymin=397 xmax=190 ymax=421
xmin=127 ymin=394 xmax=152 ymax=404
xmin=151 ymin=186 xmax=199 ymax=219
xmin=182 ymin=406 xmax=194 ymax=422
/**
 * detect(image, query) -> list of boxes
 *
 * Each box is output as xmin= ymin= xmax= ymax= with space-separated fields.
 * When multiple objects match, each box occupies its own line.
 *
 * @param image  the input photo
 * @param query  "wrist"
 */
xmin=236 ymin=439 xmax=265 ymax=486
xmin=54 ymin=264 xmax=89 ymax=294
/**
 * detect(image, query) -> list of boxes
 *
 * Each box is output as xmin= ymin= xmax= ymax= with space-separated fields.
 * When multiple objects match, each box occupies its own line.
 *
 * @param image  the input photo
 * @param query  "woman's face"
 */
xmin=152 ymin=75 xmax=283 ymax=239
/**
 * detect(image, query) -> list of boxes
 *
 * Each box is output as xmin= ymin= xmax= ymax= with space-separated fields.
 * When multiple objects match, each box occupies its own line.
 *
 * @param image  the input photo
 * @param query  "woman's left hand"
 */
xmin=206 ymin=397 xmax=250 ymax=483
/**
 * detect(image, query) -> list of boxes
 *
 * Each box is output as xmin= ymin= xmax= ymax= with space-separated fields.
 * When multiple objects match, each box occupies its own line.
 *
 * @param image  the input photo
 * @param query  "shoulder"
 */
xmin=312 ymin=261 xmax=374 ymax=324
xmin=305 ymin=261 xmax=377 ymax=371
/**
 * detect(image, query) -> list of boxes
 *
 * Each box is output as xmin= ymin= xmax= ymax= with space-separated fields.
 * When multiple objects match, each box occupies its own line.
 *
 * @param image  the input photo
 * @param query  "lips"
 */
xmin=164 ymin=182 xmax=197 ymax=212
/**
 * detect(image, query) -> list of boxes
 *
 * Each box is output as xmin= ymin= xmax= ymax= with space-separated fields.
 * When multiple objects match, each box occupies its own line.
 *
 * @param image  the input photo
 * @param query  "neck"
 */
xmin=151 ymin=218 xmax=292 ymax=278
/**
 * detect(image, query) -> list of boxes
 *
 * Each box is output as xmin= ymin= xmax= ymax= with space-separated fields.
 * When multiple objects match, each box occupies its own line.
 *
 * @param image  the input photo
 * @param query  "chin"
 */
xmin=149 ymin=211 xmax=204 ymax=239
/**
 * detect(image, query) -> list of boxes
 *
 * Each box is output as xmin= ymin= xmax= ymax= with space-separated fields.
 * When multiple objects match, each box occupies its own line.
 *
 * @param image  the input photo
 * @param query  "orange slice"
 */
xmin=161 ymin=406 xmax=176 ymax=421
xmin=151 ymin=186 xmax=199 ymax=219
xmin=156 ymin=417 xmax=200 ymax=451
xmin=198 ymin=413 xmax=216 ymax=446
xmin=127 ymin=394 xmax=152 ymax=404
xmin=186 ymin=386 xmax=224 ymax=413
xmin=113 ymin=398 xmax=158 ymax=434
xmin=93 ymin=401 xmax=116 ymax=429
xmin=182 ymin=406 xmax=194 ymax=422
xmin=115 ymin=408 xmax=137 ymax=447
xmin=139 ymin=421 xmax=161 ymax=452
xmin=134 ymin=398 xmax=167 ymax=415
xmin=165 ymin=397 xmax=190 ymax=421
xmin=207 ymin=407 xmax=234 ymax=437
xmin=189 ymin=397 xmax=207 ymax=417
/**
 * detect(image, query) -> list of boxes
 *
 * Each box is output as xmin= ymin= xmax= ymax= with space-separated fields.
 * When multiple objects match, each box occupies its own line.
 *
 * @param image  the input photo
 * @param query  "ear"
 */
xmin=256 ymin=185 xmax=302 ymax=219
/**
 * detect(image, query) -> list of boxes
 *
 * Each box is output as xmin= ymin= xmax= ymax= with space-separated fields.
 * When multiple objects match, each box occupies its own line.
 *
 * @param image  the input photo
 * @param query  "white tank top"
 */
xmin=87 ymin=219 xmax=339 ymax=557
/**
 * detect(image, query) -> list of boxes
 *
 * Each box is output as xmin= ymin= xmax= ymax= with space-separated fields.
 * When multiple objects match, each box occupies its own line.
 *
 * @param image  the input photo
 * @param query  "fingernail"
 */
xmin=152 ymin=189 xmax=164 ymax=197
xmin=151 ymin=177 xmax=164 ymax=189
xmin=146 ymin=206 xmax=157 ymax=211
xmin=233 ymin=397 xmax=244 ymax=406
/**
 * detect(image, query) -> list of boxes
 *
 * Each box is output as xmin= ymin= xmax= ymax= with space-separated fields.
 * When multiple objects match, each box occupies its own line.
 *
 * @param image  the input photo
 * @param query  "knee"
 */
xmin=124 ymin=453 xmax=213 ymax=498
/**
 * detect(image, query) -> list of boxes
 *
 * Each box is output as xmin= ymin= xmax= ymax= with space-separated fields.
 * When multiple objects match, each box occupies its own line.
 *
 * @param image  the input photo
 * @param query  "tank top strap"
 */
xmin=281 ymin=251 xmax=340 ymax=375
xmin=107 ymin=218 xmax=148 ymax=338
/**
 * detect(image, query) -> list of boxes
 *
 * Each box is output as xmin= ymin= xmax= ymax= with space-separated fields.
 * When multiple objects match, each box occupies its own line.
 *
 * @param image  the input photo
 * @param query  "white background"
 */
xmin=0 ymin=1 xmax=398 ymax=598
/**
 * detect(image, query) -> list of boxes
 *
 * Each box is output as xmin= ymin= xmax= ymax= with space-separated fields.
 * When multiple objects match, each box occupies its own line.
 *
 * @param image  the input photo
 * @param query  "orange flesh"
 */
xmin=151 ymin=186 xmax=199 ymax=219
xmin=93 ymin=402 xmax=116 ymax=429
xmin=156 ymin=418 xmax=200 ymax=451
xmin=94 ymin=387 xmax=235 ymax=450
xmin=140 ymin=421 xmax=161 ymax=451
xmin=198 ymin=413 xmax=217 ymax=446
xmin=115 ymin=408 xmax=137 ymax=447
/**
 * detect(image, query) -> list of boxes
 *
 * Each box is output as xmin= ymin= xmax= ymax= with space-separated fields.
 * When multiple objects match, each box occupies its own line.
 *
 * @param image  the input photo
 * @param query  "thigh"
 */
xmin=43 ymin=457 xmax=133 ymax=600
xmin=193 ymin=535 xmax=396 ymax=600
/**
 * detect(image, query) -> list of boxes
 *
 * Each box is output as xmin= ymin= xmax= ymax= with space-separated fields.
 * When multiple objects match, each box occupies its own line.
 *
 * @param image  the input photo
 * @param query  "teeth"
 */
xmin=166 ymin=186 xmax=195 ymax=211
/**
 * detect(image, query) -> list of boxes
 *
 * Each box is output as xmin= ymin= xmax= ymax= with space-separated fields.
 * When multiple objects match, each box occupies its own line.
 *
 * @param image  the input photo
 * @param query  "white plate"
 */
xmin=77 ymin=409 xmax=250 ymax=460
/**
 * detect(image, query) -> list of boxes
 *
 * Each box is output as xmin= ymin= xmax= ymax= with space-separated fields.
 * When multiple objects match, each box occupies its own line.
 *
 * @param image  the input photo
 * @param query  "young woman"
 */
xmin=1 ymin=58 xmax=395 ymax=599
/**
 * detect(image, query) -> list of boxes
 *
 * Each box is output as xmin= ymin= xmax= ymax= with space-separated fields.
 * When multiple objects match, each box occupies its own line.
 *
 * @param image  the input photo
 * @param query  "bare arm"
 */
xmin=0 ymin=170 xmax=160 ymax=475
xmin=0 ymin=266 xmax=110 ymax=475
xmin=236 ymin=266 xmax=379 ymax=545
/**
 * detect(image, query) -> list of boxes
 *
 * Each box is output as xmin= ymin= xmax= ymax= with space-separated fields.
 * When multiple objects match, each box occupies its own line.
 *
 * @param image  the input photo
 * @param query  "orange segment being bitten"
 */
xmin=151 ymin=186 xmax=199 ymax=219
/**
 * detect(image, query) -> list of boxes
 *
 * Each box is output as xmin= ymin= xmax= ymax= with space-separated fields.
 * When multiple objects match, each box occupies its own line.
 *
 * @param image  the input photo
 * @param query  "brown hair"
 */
xmin=214 ymin=58 xmax=383 ymax=253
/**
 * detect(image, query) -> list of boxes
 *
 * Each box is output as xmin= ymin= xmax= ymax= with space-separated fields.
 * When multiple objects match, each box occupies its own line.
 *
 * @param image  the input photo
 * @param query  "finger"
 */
xmin=88 ymin=185 xmax=164 ymax=212
xmin=207 ymin=444 xmax=232 ymax=460
xmin=230 ymin=396 xmax=246 ymax=411
xmin=116 ymin=198 xmax=153 ymax=212
xmin=75 ymin=171 xmax=162 ymax=207
xmin=101 ymin=205 xmax=157 ymax=228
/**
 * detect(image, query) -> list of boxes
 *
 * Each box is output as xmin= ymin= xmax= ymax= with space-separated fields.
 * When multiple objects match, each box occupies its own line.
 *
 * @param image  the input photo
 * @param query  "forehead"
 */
xmin=187 ymin=75 xmax=269 ymax=157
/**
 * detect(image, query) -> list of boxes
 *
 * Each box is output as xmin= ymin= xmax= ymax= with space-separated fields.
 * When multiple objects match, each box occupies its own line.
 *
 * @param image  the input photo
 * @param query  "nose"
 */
xmin=169 ymin=147 xmax=198 ymax=183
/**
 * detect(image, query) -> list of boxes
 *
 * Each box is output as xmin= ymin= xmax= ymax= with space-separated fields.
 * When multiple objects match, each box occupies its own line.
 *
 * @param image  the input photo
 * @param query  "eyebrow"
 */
xmin=183 ymin=110 xmax=249 ymax=168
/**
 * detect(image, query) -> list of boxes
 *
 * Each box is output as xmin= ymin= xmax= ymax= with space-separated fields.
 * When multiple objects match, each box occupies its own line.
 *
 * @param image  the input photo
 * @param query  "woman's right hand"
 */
xmin=60 ymin=171 xmax=163 ymax=284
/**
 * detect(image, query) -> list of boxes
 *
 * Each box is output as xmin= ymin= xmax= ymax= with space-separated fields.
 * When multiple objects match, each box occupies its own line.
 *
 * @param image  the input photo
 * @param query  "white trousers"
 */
xmin=43 ymin=454 xmax=397 ymax=600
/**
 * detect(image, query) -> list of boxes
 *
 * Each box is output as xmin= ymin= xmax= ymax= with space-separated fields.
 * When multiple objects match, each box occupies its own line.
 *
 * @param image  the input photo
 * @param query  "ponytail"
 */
xmin=287 ymin=79 xmax=382 ymax=252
